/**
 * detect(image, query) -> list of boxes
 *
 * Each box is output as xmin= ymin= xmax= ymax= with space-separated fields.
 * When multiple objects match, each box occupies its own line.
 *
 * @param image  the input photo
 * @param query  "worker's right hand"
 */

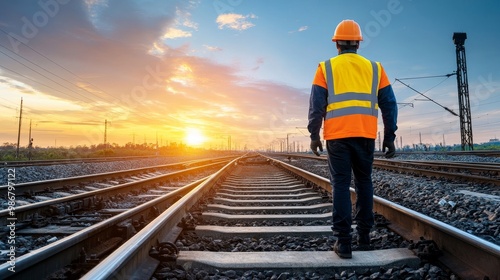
xmin=382 ymin=139 xmax=396 ymax=158
xmin=310 ymin=140 xmax=323 ymax=156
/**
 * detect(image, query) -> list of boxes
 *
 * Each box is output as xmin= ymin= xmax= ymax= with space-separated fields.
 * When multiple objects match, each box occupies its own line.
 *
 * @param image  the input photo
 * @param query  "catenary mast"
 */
xmin=453 ymin=32 xmax=473 ymax=151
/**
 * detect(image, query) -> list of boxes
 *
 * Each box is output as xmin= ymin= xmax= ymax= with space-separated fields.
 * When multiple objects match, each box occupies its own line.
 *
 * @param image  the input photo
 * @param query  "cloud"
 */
xmin=289 ymin=25 xmax=308 ymax=33
xmin=0 ymin=2 xmax=308 ymax=148
xmin=176 ymin=8 xmax=198 ymax=30
xmin=204 ymin=44 xmax=222 ymax=52
xmin=157 ymin=6 xmax=199 ymax=41
xmin=216 ymin=13 xmax=257 ymax=30
xmin=163 ymin=27 xmax=192 ymax=39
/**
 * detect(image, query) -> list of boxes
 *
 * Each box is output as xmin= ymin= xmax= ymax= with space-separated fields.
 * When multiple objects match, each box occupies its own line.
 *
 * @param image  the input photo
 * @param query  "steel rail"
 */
xmin=77 ymin=154 xmax=500 ymax=279
xmin=2 ymin=154 xmax=244 ymax=167
xmin=0 ymin=172 xmax=213 ymax=280
xmin=374 ymin=195 xmax=500 ymax=280
xmin=277 ymin=153 xmax=499 ymax=186
xmin=0 ymin=156 xmax=234 ymax=193
xmin=373 ymin=160 xmax=500 ymax=186
xmin=265 ymin=155 xmax=500 ymax=280
xmin=440 ymin=150 xmax=500 ymax=157
xmin=0 ymin=161 xmax=230 ymax=227
xmin=278 ymin=150 xmax=500 ymax=158
xmin=80 ymin=155 xmax=244 ymax=279
xmin=380 ymin=159 xmax=500 ymax=173
xmin=375 ymin=150 xmax=500 ymax=157
xmin=397 ymin=159 xmax=500 ymax=167
xmin=1 ymin=155 xmax=161 ymax=167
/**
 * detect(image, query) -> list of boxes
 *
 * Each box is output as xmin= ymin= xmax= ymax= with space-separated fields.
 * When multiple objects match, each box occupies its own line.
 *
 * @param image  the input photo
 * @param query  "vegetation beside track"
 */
xmin=0 ymin=142 xmax=229 ymax=161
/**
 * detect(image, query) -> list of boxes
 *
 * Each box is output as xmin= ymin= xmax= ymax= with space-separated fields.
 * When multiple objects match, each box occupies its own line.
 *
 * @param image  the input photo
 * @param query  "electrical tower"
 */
xmin=453 ymin=32 xmax=473 ymax=151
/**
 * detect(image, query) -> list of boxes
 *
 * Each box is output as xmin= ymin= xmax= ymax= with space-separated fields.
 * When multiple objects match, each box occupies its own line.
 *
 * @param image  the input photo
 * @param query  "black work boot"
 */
xmin=334 ymin=240 xmax=352 ymax=259
xmin=357 ymin=232 xmax=372 ymax=251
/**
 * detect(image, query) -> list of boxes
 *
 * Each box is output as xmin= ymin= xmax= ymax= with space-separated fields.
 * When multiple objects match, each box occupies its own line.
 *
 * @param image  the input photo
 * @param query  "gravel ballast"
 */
xmin=276 ymin=154 xmax=500 ymax=246
xmin=1 ymin=153 xmax=497 ymax=279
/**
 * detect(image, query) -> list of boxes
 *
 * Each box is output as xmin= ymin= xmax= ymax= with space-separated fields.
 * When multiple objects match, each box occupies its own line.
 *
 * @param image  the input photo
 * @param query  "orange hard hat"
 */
xmin=332 ymin=20 xmax=363 ymax=42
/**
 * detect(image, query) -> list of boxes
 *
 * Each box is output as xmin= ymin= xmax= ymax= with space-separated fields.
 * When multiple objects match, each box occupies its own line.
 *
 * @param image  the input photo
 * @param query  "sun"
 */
xmin=184 ymin=128 xmax=206 ymax=146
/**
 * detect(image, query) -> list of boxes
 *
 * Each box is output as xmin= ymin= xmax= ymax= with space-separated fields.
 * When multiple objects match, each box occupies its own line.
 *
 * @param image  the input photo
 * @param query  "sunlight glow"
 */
xmin=185 ymin=127 xmax=206 ymax=146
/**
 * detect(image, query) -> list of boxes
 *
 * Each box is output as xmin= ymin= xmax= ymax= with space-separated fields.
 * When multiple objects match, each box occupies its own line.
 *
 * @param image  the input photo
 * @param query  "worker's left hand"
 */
xmin=310 ymin=140 xmax=323 ymax=156
xmin=382 ymin=139 xmax=396 ymax=158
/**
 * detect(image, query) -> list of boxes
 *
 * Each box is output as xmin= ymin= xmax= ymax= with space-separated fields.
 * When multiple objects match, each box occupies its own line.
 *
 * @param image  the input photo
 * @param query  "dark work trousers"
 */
xmin=326 ymin=137 xmax=375 ymax=242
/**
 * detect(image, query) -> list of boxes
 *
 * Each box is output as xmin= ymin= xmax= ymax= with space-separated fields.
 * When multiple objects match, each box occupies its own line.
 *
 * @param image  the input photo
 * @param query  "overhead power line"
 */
xmin=0 ymin=27 xmax=182 ymax=124
xmin=0 ymin=47 xmax=97 ymax=103
xmin=394 ymin=77 xmax=458 ymax=117
xmin=0 ymin=28 xmax=103 ymax=90
xmin=395 ymin=73 xmax=456 ymax=80
xmin=0 ymin=29 xmax=114 ymax=104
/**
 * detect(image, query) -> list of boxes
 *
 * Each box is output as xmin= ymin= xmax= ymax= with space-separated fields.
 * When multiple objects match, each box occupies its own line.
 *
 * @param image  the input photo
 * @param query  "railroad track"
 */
xmin=0 ymin=157 xmax=235 ymax=277
xmin=0 ymin=157 xmax=235 ymax=227
xmin=0 ymin=156 xmax=234 ymax=198
xmin=374 ymin=150 xmax=500 ymax=158
xmin=435 ymin=150 xmax=500 ymax=157
xmin=1 ymin=155 xmax=162 ymax=167
xmin=374 ymin=159 xmax=500 ymax=186
xmin=17 ymin=154 xmax=490 ymax=280
xmin=280 ymin=153 xmax=500 ymax=186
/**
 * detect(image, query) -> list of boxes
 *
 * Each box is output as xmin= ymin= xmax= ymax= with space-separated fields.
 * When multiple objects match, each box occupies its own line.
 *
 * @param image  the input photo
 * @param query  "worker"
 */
xmin=307 ymin=19 xmax=398 ymax=258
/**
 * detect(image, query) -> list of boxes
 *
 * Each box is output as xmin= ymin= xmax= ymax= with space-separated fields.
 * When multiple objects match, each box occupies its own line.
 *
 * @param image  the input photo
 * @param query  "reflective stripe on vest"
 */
xmin=324 ymin=59 xmax=379 ymax=120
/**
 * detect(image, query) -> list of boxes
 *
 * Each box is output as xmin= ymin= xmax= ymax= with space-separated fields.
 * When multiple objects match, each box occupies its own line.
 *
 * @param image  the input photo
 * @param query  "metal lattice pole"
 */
xmin=453 ymin=32 xmax=474 ymax=151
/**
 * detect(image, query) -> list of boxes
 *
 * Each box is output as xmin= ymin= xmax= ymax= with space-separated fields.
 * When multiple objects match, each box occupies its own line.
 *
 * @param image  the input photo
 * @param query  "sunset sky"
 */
xmin=1 ymin=0 xmax=499 ymax=150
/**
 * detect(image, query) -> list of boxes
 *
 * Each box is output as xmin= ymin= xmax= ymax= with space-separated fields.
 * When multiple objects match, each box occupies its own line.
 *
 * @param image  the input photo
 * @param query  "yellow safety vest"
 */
xmin=320 ymin=53 xmax=381 ymax=140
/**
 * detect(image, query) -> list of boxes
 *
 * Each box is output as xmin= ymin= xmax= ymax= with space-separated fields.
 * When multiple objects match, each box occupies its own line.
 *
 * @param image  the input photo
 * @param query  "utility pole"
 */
xmin=217 ymin=135 xmax=231 ymax=150
xmin=156 ymin=132 xmax=159 ymax=155
xmin=16 ymin=98 xmax=23 ymax=159
xmin=28 ymin=119 xmax=33 ymax=160
xmin=104 ymin=119 xmax=108 ymax=150
xmin=286 ymin=133 xmax=296 ymax=153
xmin=28 ymin=119 xmax=32 ymax=143
xmin=277 ymin=138 xmax=286 ymax=152
xmin=453 ymin=32 xmax=473 ymax=151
